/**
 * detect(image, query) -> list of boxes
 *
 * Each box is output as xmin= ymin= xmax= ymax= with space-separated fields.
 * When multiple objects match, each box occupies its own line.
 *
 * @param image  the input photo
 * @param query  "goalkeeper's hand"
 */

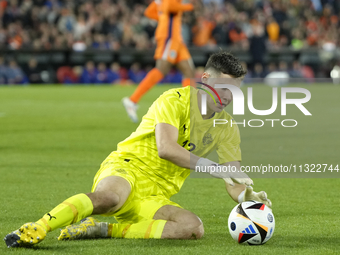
xmin=241 ymin=186 xmax=272 ymax=208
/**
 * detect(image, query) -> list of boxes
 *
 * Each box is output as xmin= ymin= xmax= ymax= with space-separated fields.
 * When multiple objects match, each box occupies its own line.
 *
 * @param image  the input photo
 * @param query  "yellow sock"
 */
xmin=108 ymin=220 xmax=167 ymax=239
xmin=36 ymin=193 xmax=93 ymax=232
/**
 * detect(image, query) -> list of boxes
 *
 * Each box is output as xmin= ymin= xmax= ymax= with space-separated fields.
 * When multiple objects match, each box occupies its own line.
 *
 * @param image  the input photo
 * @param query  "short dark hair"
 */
xmin=205 ymin=52 xmax=246 ymax=78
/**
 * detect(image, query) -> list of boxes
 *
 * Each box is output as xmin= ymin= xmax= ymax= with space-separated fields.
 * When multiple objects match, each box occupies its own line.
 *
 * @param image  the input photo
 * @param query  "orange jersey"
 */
xmin=144 ymin=0 xmax=193 ymax=41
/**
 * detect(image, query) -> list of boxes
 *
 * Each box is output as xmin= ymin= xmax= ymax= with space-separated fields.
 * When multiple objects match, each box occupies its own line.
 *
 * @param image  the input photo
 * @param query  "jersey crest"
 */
xmin=202 ymin=133 xmax=213 ymax=146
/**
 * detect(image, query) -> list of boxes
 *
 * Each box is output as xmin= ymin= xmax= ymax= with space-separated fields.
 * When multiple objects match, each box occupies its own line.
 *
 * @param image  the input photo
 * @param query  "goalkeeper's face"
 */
xmin=202 ymin=72 xmax=242 ymax=114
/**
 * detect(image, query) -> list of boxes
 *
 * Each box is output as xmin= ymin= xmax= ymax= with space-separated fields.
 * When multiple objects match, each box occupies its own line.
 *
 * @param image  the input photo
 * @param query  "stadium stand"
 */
xmin=0 ymin=0 xmax=340 ymax=84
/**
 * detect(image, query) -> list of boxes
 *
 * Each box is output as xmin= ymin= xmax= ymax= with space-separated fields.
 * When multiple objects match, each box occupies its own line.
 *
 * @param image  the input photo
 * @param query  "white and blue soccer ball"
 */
xmin=228 ymin=201 xmax=275 ymax=245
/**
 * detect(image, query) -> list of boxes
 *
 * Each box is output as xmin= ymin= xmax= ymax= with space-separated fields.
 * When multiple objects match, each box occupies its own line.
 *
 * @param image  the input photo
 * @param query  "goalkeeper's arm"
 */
xmin=155 ymin=121 xmax=272 ymax=208
xmin=155 ymin=123 xmax=252 ymax=186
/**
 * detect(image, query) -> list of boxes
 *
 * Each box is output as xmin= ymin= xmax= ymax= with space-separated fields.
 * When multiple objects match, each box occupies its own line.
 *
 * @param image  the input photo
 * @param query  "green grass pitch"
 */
xmin=0 ymin=84 xmax=339 ymax=255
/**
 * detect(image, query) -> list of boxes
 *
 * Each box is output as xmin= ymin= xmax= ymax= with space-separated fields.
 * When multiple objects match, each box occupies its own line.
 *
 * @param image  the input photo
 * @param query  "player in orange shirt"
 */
xmin=122 ymin=0 xmax=195 ymax=122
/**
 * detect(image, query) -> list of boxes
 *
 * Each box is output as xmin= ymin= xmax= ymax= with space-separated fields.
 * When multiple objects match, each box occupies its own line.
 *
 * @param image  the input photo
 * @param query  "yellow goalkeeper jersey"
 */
xmin=107 ymin=86 xmax=241 ymax=198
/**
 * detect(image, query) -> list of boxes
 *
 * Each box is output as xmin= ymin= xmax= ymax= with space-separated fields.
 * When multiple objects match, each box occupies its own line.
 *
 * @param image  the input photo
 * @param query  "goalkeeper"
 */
xmin=4 ymin=52 xmax=271 ymax=248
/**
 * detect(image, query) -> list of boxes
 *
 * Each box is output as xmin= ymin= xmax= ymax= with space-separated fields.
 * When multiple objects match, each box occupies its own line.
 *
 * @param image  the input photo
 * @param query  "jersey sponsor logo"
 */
xmin=177 ymin=91 xmax=182 ymax=98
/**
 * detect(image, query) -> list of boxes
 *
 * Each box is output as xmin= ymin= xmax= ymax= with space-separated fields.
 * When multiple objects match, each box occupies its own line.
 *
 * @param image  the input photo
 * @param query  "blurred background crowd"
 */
xmin=0 ymin=0 xmax=340 ymax=84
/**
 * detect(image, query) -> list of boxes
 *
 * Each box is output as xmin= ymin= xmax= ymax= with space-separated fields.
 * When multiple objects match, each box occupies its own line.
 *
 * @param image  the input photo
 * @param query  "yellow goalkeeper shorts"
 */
xmin=91 ymin=153 xmax=182 ymax=224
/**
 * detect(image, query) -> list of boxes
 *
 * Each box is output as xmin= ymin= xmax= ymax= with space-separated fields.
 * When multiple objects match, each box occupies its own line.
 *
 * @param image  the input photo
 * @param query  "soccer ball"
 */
xmin=228 ymin=201 xmax=275 ymax=245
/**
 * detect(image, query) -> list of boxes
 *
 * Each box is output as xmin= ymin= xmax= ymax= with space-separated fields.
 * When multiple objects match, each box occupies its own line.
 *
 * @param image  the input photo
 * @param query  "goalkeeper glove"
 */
xmin=238 ymin=186 xmax=272 ymax=208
